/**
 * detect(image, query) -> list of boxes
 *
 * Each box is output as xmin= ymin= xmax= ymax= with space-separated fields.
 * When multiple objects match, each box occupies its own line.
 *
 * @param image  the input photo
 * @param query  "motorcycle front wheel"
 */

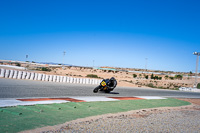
xmin=93 ymin=86 xmax=100 ymax=93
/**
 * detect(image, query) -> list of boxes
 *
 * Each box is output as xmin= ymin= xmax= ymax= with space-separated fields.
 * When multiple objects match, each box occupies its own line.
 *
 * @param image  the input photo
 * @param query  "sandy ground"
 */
xmin=21 ymin=99 xmax=200 ymax=133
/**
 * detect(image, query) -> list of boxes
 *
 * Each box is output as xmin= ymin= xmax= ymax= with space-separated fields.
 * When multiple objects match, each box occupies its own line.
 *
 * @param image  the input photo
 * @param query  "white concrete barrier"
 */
xmin=26 ymin=72 xmax=31 ymax=79
xmin=76 ymin=78 xmax=80 ymax=84
xmin=66 ymin=77 xmax=69 ymax=83
xmin=37 ymin=73 xmax=42 ymax=81
xmin=94 ymin=79 xmax=98 ymax=84
xmin=13 ymin=70 xmax=18 ymax=79
xmin=9 ymin=70 xmax=14 ymax=78
xmin=83 ymin=78 xmax=86 ymax=84
xmin=45 ymin=75 xmax=49 ymax=81
xmin=34 ymin=73 xmax=38 ymax=80
xmin=80 ymin=78 xmax=83 ymax=84
xmin=60 ymin=76 xmax=63 ymax=82
xmin=49 ymin=75 xmax=53 ymax=82
xmin=0 ymin=69 xmax=107 ymax=86
xmin=66 ymin=76 xmax=69 ymax=82
xmin=41 ymin=74 xmax=45 ymax=81
xmin=179 ymin=87 xmax=200 ymax=92
xmin=85 ymin=78 xmax=89 ymax=84
xmin=63 ymin=76 xmax=66 ymax=82
xmin=73 ymin=78 xmax=76 ymax=83
xmin=17 ymin=71 xmax=22 ymax=79
xmin=5 ymin=69 xmax=10 ymax=78
xmin=0 ymin=69 xmax=5 ymax=77
xmin=53 ymin=75 xmax=57 ymax=82
xmin=92 ymin=79 xmax=95 ymax=84
xmin=22 ymin=71 xmax=27 ymax=79
xmin=69 ymin=77 xmax=73 ymax=83
xmin=94 ymin=79 xmax=97 ymax=84
xmin=30 ymin=73 xmax=34 ymax=80
xmin=56 ymin=76 xmax=60 ymax=82
xmin=89 ymin=79 xmax=92 ymax=84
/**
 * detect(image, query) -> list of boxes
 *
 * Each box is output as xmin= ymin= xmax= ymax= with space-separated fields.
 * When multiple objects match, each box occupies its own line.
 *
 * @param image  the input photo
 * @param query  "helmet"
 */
xmin=110 ymin=77 xmax=116 ymax=81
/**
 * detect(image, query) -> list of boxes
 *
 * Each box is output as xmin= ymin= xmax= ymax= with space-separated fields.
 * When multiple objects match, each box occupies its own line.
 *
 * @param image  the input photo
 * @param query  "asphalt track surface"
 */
xmin=0 ymin=78 xmax=200 ymax=99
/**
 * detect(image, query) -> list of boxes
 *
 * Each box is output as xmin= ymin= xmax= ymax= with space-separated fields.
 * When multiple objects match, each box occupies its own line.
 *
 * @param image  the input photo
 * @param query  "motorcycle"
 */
xmin=93 ymin=77 xmax=117 ymax=93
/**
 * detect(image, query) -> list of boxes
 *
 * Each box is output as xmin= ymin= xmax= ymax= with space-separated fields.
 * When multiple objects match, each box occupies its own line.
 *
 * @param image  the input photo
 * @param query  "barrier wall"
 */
xmin=0 ymin=68 xmax=101 ymax=85
xmin=179 ymin=87 xmax=200 ymax=92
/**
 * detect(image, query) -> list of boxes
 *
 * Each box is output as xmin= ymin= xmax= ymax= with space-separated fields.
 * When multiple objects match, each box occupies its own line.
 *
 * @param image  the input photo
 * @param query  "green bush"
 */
xmin=41 ymin=67 xmax=51 ymax=72
xmin=147 ymin=83 xmax=154 ymax=88
xmin=175 ymin=75 xmax=183 ymax=80
xmin=164 ymin=75 xmax=169 ymax=80
xmin=197 ymin=83 xmax=200 ymax=89
xmin=86 ymin=74 xmax=99 ymax=78
xmin=15 ymin=63 xmax=21 ymax=66
xmin=133 ymin=74 xmax=137 ymax=78
xmin=154 ymin=76 xmax=159 ymax=80
xmin=151 ymin=74 xmax=154 ymax=79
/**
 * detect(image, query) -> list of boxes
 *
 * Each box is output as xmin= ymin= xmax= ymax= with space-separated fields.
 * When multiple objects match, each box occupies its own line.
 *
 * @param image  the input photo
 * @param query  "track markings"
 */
xmin=0 ymin=96 xmax=167 ymax=107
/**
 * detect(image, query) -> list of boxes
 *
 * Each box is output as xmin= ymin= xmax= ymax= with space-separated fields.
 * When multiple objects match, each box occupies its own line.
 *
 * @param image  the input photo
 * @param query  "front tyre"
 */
xmin=93 ymin=86 xmax=99 ymax=93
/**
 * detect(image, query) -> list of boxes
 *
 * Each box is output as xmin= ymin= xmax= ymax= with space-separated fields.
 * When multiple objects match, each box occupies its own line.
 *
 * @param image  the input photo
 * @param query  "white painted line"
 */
xmin=137 ymin=96 xmax=167 ymax=99
xmin=0 ymin=100 xmax=24 ymax=107
xmin=0 ymin=100 xmax=70 ymax=107
xmin=70 ymin=96 xmax=119 ymax=102
xmin=19 ymin=100 xmax=70 ymax=106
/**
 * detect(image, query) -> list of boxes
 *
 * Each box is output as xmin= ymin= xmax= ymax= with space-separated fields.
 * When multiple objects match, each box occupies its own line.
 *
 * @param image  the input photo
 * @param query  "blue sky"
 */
xmin=0 ymin=0 xmax=200 ymax=72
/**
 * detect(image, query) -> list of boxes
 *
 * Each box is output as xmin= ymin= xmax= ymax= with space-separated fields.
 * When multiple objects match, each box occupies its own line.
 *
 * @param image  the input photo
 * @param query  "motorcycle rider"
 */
xmin=107 ymin=77 xmax=117 ymax=90
xmin=93 ymin=77 xmax=117 ymax=93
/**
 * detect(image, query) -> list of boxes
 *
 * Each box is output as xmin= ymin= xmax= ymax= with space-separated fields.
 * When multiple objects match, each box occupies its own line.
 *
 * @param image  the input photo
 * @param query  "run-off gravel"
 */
xmin=41 ymin=107 xmax=200 ymax=133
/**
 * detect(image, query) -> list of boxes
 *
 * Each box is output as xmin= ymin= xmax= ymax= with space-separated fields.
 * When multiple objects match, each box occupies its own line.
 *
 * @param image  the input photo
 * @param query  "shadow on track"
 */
xmin=98 ymin=91 xmax=119 ymax=95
